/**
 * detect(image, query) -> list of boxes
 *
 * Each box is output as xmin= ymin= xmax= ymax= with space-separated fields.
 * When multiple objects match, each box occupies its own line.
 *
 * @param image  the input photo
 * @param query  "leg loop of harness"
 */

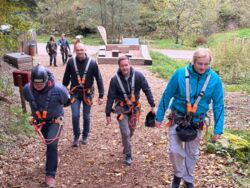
xmin=83 ymin=87 xmax=94 ymax=106
xmin=114 ymin=100 xmax=141 ymax=129
xmin=30 ymin=117 xmax=64 ymax=145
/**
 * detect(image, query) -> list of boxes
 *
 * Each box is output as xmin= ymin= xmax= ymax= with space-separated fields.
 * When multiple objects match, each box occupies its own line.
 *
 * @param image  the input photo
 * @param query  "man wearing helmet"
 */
xmin=155 ymin=48 xmax=224 ymax=188
xmin=105 ymin=55 xmax=156 ymax=165
xmin=23 ymin=64 xmax=70 ymax=187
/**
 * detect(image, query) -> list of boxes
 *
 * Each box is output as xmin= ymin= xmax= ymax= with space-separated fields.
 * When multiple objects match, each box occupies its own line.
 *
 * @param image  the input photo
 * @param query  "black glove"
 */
xmin=64 ymin=98 xmax=71 ymax=107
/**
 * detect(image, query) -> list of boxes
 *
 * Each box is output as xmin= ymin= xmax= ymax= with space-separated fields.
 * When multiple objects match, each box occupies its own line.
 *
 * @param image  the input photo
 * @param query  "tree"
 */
xmin=155 ymin=0 xmax=203 ymax=44
xmin=0 ymin=0 xmax=33 ymax=54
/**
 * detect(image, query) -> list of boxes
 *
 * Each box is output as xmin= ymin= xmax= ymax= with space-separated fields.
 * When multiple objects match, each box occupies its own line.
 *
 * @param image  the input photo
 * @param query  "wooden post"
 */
xmin=18 ymin=75 xmax=26 ymax=113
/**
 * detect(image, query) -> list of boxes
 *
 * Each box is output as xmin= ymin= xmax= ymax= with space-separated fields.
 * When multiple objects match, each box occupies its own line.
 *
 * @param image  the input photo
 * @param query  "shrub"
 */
xmin=205 ymin=129 xmax=250 ymax=163
xmin=193 ymin=36 xmax=207 ymax=47
xmin=212 ymin=38 xmax=250 ymax=84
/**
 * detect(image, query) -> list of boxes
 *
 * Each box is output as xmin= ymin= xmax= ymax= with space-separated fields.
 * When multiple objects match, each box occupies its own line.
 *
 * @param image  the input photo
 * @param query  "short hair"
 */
xmin=192 ymin=48 xmax=212 ymax=64
xmin=118 ymin=55 xmax=130 ymax=65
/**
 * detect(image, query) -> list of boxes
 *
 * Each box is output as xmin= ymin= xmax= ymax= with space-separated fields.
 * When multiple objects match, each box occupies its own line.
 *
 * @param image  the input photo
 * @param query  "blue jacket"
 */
xmin=58 ymin=39 xmax=70 ymax=50
xmin=156 ymin=63 xmax=224 ymax=134
xmin=23 ymin=72 xmax=69 ymax=120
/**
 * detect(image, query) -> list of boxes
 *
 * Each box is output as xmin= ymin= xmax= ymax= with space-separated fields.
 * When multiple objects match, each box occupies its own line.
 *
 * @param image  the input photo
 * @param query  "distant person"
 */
xmin=105 ymin=55 xmax=156 ymax=165
xmin=73 ymin=35 xmax=82 ymax=54
xmin=46 ymin=35 xmax=58 ymax=66
xmin=23 ymin=64 xmax=70 ymax=187
xmin=63 ymin=43 xmax=104 ymax=147
xmin=155 ymin=48 xmax=224 ymax=188
xmin=58 ymin=33 xmax=71 ymax=65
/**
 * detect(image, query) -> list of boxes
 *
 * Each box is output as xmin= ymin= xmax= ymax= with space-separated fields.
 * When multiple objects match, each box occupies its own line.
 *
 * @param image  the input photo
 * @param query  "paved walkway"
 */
xmin=37 ymin=43 xmax=194 ymax=59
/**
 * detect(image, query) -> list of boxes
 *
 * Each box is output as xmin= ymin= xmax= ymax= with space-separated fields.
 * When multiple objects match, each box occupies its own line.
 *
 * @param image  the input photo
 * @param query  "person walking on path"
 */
xmin=58 ymin=33 xmax=71 ymax=65
xmin=46 ymin=35 xmax=58 ymax=67
xmin=63 ymin=43 xmax=104 ymax=147
xmin=23 ymin=64 xmax=70 ymax=187
xmin=105 ymin=55 xmax=156 ymax=165
xmin=155 ymin=48 xmax=224 ymax=188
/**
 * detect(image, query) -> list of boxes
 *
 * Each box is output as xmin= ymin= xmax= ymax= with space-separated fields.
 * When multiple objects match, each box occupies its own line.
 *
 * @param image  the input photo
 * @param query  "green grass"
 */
xmin=149 ymin=51 xmax=188 ymax=79
xmin=208 ymin=28 xmax=250 ymax=47
xmin=37 ymin=34 xmax=103 ymax=45
xmin=224 ymin=84 xmax=250 ymax=95
xmin=149 ymin=38 xmax=193 ymax=49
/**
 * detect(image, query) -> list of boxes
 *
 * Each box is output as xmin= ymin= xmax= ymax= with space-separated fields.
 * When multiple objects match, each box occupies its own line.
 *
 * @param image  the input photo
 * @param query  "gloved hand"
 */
xmin=64 ymin=98 xmax=71 ymax=107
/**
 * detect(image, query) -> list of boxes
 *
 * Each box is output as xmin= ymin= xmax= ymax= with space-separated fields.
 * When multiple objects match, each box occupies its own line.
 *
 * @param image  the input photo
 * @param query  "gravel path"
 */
xmin=0 ymin=53 xmax=241 ymax=188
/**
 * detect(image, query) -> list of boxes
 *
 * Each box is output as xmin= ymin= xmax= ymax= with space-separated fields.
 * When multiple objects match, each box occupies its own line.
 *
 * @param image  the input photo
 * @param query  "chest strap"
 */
xmin=116 ymin=70 xmax=135 ymax=104
xmin=185 ymin=67 xmax=211 ymax=113
xmin=73 ymin=56 xmax=91 ymax=86
xmin=28 ymin=86 xmax=52 ymax=120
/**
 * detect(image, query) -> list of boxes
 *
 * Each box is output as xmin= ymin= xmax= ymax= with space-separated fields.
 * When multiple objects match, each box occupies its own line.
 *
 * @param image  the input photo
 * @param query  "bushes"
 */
xmin=205 ymin=130 xmax=250 ymax=163
xmin=193 ymin=36 xmax=207 ymax=47
xmin=212 ymin=38 xmax=250 ymax=84
xmin=0 ymin=71 xmax=34 ymax=154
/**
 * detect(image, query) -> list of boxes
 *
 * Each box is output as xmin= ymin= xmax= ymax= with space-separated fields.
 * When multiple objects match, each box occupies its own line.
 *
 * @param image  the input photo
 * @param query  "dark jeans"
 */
xmin=41 ymin=123 xmax=62 ymax=178
xmin=71 ymin=99 xmax=91 ymax=139
xmin=61 ymin=51 xmax=68 ymax=65
xmin=49 ymin=53 xmax=57 ymax=66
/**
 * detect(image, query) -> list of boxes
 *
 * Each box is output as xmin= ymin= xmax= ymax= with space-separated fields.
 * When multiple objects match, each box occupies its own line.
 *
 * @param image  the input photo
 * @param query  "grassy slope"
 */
xmin=208 ymin=28 xmax=250 ymax=46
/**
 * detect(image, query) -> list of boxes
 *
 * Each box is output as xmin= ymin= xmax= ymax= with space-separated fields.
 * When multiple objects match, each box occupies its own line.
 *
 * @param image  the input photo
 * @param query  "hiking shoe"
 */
xmin=72 ymin=137 xmax=79 ymax=147
xmin=45 ymin=176 xmax=56 ymax=187
xmin=82 ymin=137 xmax=89 ymax=145
xmin=171 ymin=176 xmax=181 ymax=188
xmin=124 ymin=154 xmax=133 ymax=166
xmin=184 ymin=181 xmax=194 ymax=188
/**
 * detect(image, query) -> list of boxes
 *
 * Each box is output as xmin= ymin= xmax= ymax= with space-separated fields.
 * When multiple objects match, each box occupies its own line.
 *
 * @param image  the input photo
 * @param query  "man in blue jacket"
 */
xmin=23 ymin=64 xmax=70 ymax=187
xmin=58 ymin=33 xmax=71 ymax=65
xmin=155 ymin=48 xmax=224 ymax=188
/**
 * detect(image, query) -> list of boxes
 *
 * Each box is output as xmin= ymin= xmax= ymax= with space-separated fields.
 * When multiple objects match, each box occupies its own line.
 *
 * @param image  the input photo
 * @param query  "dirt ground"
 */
xmin=0 ymin=54 xmax=249 ymax=188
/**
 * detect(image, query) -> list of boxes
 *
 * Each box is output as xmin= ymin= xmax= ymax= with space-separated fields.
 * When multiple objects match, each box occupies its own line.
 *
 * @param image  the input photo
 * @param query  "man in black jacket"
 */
xmin=105 ymin=55 xmax=156 ymax=165
xmin=63 ymin=43 xmax=104 ymax=146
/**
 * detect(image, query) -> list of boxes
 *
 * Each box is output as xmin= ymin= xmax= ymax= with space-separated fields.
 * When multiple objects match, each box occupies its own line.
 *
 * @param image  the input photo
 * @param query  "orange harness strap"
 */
xmin=31 ymin=117 xmax=63 ymax=145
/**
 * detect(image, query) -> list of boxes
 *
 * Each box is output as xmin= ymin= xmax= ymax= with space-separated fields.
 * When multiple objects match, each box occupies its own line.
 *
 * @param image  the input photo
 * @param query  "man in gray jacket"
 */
xmin=23 ymin=64 xmax=69 ymax=187
xmin=105 ymin=55 xmax=156 ymax=165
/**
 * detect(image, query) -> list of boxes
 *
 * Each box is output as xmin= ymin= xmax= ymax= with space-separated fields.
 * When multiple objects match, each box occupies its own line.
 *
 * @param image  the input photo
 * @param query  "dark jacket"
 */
xmin=105 ymin=67 xmax=155 ymax=116
xmin=23 ymin=72 xmax=69 ymax=120
xmin=46 ymin=41 xmax=57 ymax=54
xmin=62 ymin=55 xmax=104 ymax=98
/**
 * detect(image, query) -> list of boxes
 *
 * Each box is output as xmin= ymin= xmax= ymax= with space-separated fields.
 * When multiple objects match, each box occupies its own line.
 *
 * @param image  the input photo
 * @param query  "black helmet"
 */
xmin=176 ymin=123 xmax=197 ymax=142
xmin=145 ymin=111 xmax=155 ymax=127
xmin=31 ymin=64 xmax=48 ymax=84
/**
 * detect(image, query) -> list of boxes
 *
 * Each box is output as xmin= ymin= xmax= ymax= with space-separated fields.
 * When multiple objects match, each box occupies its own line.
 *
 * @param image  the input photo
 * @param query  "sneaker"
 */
xmin=171 ymin=176 xmax=181 ymax=188
xmin=45 ymin=176 xmax=56 ymax=188
xmin=82 ymin=137 xmax=89 ymax=145
xmin=184 ymin=181 xmax=194 ymax=188
xmin=72 ymin=137 xmax=79 ymax=147
xmin=124 ymin=154 xmax=133 ymax=166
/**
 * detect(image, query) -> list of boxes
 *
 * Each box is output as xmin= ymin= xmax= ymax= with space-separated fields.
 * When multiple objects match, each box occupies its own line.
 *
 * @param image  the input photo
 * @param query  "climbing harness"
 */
xmin=165 ymin=67 xmax=212 ymax=141
xmin=185 ymin=67 xmax=211 ymax=113
xmin=30 ymin=117 xmax=64 ymax=145
xmin=69 ymin=56 xmax=93 ymax=105
xmin=114 ymin=71 xmax=141 ymax=129
xmin=28 ymin=84 xmax=64 ymax=144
